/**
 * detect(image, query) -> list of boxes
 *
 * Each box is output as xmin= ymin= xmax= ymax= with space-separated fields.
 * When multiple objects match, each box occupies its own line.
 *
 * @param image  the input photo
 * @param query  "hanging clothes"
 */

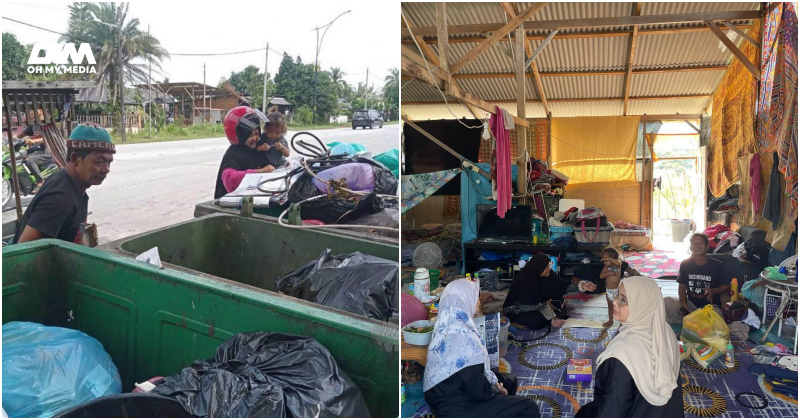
xmin=490 ymin=106 xmax=512 ymax=218
xmin=750 ymin=153 xmax=763 ymax=215
xmin=763 ymin=152 xmax=783 ymax=230
xmin=400 ymin=169 xmax=460 ymax=214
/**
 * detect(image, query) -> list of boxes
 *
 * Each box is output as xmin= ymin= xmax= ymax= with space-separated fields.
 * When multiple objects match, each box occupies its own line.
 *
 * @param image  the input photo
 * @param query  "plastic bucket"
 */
xmin=55 ymin=394 xmax=190 ymax=418
xmin=670 ymin=219 xmax=692 ymax=242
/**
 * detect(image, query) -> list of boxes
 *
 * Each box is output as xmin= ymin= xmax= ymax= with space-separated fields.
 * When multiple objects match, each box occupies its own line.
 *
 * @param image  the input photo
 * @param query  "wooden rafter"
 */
xmin=623 ymin=2 xmax=642 ymax=116
xmin=450 ymin=65 xmax=728 ymax=79
xmin=435 ymin=3 xmax=449 ymax=81
xmin=705 ymin=20 xmax=759 ymax=79
xmin=402 ymin=15 xmax=440 ymax=67
xmin=402 ymin=94 xmax=711 ymax=105
xmin=400 ymin=10 xmax=760 ymax=37
xmin=500 ymin=2 xmax=551 ymax=115
xmin=722 ymin=21 xmax=759 ymax=47
xmin=401 ymin=51 xmax=529 ymax=126
xmin=684 ymin=119 xmax=701 ymax=133
xmin=400 ymin=24 xmax=753 ymax=45
xmin=449 ymin=2 xmax=547 ymax=74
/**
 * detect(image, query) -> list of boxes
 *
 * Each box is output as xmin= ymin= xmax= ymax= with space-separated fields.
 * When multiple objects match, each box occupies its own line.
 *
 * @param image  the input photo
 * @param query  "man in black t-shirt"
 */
xmin=664 ymin=233 xmax=729 ymax=324
xmin=13 ymin=124 xmax=115 ymax=245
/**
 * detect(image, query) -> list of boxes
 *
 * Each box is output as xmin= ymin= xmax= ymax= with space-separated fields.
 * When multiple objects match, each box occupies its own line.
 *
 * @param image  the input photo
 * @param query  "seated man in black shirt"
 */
xmin=664 ymin=233 xmax=729 ymax=324
xmin=13 ymin=124 xmax=115 ymax=244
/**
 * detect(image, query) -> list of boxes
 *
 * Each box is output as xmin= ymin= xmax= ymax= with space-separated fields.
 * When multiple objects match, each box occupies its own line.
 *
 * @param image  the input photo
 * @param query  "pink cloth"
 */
xmin=749 ymin=154 xmax=762 ymax=215
xmin=221 ymin=168 xmax=258 ymax=193
xmin=490 ymin=106 xmax=512 ymax=218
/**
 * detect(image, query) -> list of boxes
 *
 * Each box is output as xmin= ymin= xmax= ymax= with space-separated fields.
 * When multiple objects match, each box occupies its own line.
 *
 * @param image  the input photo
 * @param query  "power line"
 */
xmin=2 ymin=16 xmax=76 ymax=39
xmin=170 ymin=47 xmax=267 ymax=57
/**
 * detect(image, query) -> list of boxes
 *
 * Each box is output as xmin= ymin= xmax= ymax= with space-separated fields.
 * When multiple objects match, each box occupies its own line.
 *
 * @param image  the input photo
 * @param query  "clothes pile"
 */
xmin=528 ymin=159 xmax=568 ymax=196
xmin=613 ymin=220 xmax=647 ymax=230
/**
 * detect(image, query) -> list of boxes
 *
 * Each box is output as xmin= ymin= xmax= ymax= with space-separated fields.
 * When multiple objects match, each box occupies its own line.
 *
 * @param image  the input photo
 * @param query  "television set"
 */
xmin=476 ymin=205 xmax=533 ymax=241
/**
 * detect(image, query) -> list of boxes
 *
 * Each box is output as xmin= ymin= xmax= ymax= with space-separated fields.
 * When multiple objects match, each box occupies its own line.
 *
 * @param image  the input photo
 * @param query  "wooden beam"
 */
xmin=449 ymin=2 xmax=547 ymax=74
xmin=502 ymin=2 xmax=550 ymax=116
xmin=402 ymin=94 xmax=711 ymax=105
xmin=401 ymin=52 xmax=529 ymax=126
xmin=450 ymin=65 xmax=727 ymax=79
xmin=403 ymin=15 xmax=440 ymax=67
xmin=525 ymin=29 xmax=559 ymax=70
xmin=705 ymin=20 xmax=759 ymax=79
xmin=623 ymin=2 xmax=642 ymax=116
xmin=722 ymin=21 xmax=759 ymax=47
xmin=684 ymin=119 xmax=701 ymax=133
xmin=515 ymin=24 xmax=528 ymax=195
xmin=400 ymin=11 xmax=760 ymax=37
xmin=400 ymin=24 xmax=753 ymax=45
xmin=640 ymin=114 xmax=702 ymax=121
xmin=435 ymin=3 xmax=449 ymax=81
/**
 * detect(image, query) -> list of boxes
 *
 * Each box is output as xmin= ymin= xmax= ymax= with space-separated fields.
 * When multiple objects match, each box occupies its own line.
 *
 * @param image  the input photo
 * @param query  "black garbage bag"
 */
xmin=151 ymin=332 xmax=370 ymax=418
xmin=276 ymin=249 xmax=398 ymax=322
xmin=286 ymin=157 xmax=398 ymax=223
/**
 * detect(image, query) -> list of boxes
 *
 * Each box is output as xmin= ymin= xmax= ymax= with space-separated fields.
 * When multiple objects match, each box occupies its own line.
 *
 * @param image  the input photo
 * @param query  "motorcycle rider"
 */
xmin=15 ymin=110 xmax=54 ymax=193
xmin=13 ymin=124 xmax=115 ymax=244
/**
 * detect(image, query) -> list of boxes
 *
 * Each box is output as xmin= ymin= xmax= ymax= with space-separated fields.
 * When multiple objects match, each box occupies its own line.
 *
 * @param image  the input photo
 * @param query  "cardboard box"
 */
xmin=567 ymin=358 xmax=592 ymax=381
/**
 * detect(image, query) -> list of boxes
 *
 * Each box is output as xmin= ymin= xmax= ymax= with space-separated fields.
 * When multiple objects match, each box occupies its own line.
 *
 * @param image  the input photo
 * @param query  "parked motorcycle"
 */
xmin=2 ymin=138 xmax=58 ymax=208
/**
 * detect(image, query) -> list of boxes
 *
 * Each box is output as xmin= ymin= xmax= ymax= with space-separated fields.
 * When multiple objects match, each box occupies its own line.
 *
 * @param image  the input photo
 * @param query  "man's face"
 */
xmin=689 ymin=236 xmax=707 ymax=257
xmin=73 ymin=152 xmax=113 ymax=187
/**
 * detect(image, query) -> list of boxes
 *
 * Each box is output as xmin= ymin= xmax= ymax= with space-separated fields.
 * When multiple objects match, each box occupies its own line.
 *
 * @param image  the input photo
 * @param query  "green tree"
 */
xmin=61 ymin=2 xmax=169 ymax=134
xmin=2 ymin=33 xmax=28 ymax=80
xmin=274 ymin=54 xmax=338 ymax=123
xmin=382 ymin=67 xmax=399 ymax=121
xmin=219 ymin=65 xmax=274 ymax=110
xmin=329 ymin=67 xmax=347 ymax=97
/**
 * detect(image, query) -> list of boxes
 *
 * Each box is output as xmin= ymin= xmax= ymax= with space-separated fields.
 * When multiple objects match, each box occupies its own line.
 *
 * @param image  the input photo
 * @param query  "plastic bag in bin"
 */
xmin=2 ymin=322 xmax=122 ymax=418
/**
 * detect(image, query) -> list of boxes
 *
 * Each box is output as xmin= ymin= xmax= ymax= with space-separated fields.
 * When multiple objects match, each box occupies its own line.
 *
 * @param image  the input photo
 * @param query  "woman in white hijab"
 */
xmin=576 ymin=276 xmax=683 ymax=417
xmin=423 ymin=279 xmax=541 ymax=418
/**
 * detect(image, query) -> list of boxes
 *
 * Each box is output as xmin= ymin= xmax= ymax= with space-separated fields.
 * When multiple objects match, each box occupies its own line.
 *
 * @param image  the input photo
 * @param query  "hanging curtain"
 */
xmin=550 ymin=116 xmax=640 ymax=189
xmin=707 ymin=22 xmax=760 ymax=198
xmin=401 ymin=169 xmax=460 ymax=214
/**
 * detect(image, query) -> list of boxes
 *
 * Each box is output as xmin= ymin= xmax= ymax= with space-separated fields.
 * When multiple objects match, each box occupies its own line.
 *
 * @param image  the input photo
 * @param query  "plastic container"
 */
xmin=414 ymin=268 xmax=431 ymax=298
xmin=670 ymin=219 xmax=693 ymax=243
xmin=731 ymin=278 xmax=739 ymax=302
xmin=724 ymin=342 xmax=735 ymax=368
xmin=429 ymin=269 xmax=441 ymax=290
xmin=55 ymin=394 xmax=190 ymax=418
xmin=499 ymin=317 xmax=510 ymax=358
xmin=402 ymin=320 xmax=435 ymax=346
xmin=549 ymin=226 xmax=573 ymax=239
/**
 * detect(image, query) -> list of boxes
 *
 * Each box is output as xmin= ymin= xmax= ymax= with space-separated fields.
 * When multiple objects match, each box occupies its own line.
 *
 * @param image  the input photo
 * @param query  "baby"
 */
xmin=256 ymin=106 xmax=290 ymax=167
xmin=600 ymin=246 xmax=623 ymax=328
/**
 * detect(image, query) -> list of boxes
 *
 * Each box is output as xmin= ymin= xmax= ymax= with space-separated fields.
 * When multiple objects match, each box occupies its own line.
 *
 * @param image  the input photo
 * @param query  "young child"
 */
xmin=600 ymin=246 xmax=623 ymax=328
xmin=256 ymin=106 xmax=290 ymax=167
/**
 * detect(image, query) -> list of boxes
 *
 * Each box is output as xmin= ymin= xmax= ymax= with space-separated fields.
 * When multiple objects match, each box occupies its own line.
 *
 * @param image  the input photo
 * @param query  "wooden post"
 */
xmin=436 ymin=3 xmax=450 ymax=88
xmin=515 ymin=25 xmax=528 ymax=199
xmin=4 ymin=93 xmax=24 ymax=220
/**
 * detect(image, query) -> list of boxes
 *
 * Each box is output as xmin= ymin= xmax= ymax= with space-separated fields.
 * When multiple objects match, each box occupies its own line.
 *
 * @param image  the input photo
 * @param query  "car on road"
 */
xmin=352 ymin=109 xmax=383 ymax=129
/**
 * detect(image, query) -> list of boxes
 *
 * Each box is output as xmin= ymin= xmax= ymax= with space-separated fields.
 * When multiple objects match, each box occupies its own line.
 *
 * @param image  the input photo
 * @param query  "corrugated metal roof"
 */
xmin=630 ymin=71 xmax=725 ymax=97
xmin=626 ymin=97 xmax=712 ymax=115
xmin=401 ymin=79 xmax=447 ymax=102
xmin=543 ymin=75 xmax=624 ymax=99
xmin=401 ymin=2 xmax=758 ymax=118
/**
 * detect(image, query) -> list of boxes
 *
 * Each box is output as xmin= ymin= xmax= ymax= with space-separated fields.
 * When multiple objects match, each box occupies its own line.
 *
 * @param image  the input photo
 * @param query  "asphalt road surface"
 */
xmin=3 ymin=125 xmax=399 ymax=244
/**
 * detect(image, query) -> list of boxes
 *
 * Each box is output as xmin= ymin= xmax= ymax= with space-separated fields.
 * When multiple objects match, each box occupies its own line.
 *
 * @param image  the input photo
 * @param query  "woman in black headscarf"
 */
xmin=214 ymin=106 xmax=275 ymax=199
xmin=503 ymin=253 xmax=597 ymax=330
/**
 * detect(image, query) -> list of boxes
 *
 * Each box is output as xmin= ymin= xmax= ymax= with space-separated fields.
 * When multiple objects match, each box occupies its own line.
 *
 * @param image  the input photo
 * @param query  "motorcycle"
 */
xmin=2 ymin=138 xmax=58 ymax=208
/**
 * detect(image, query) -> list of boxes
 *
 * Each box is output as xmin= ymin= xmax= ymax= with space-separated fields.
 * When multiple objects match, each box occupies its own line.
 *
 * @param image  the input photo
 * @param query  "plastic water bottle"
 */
xmin=724 ymin=341 xmax=735 ymax=368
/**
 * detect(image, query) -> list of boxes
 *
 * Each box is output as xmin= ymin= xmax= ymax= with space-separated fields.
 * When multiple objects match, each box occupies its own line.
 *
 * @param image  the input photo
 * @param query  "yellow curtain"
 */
xmin=707 ymin=22 xmax=760 ymax=198
xmin=550 ymin=116 xmax=641 ymax=189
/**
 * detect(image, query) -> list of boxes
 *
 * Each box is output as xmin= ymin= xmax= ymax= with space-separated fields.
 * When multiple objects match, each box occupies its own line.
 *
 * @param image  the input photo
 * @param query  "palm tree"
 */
xmin=329 ymin=67 xmax=348 ymax=97
xmin=382 ymin=67 xmax=399 ymax=120
xmin=61 ymin=2 xmax=169 ymax=134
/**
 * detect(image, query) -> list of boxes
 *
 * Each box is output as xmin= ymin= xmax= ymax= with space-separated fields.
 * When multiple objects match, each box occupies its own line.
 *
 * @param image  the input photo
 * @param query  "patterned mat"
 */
xmin=624 ymin=249 xmax=682 ymax=278
xmin=411 ymin=326 xmax=798 ymax=418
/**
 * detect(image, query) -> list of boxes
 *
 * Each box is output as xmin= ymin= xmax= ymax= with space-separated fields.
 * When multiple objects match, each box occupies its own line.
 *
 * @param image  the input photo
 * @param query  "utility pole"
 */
xmin=268 ymin=42 xmax=274 ymax=114
xmin=148 ymin=24 xmax=152 ymax=138
xmin=203 ymin=63 xmax=206 ymax=123
xmin=118 ymin=21 xmax=126 ymax=142
xmin=312 ymin=10 xmax=351 ymax=125
xmin=364 ymin=68 xmax=369 ymax=109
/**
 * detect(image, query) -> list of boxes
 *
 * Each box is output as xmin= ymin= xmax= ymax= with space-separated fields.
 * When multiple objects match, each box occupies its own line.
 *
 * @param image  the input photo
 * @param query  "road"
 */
xmin=3 ymin=125 xmax=398 ymax=244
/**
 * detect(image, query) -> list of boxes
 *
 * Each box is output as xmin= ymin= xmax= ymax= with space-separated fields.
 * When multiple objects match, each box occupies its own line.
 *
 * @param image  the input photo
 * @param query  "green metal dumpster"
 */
xmin=193 ymin=199 xmax=398 ymax=245
xmin=2 ymin=240 xmax=398 ymax=417
xmin=102 ymin=214 xmax=398 ymax=300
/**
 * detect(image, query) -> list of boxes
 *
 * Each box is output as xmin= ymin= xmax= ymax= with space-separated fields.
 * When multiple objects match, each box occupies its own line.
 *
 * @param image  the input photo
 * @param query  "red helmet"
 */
xmin=223 ymin=106 xmax=265 ymax=146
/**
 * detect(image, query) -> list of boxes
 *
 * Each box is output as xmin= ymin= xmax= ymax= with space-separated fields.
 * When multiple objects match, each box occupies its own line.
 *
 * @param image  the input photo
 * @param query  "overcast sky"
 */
xmin=2 ymin=0 xmax=398 ymax=90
